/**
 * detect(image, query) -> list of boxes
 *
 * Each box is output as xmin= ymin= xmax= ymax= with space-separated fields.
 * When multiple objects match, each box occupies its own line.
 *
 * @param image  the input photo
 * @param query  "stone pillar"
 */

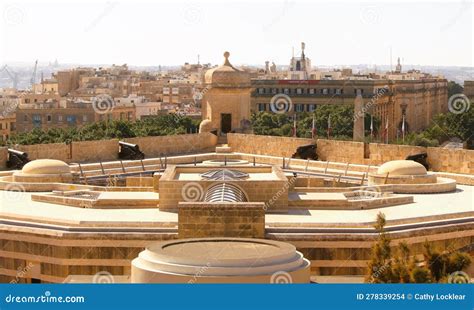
xmin=353 ymin=90 xmax=365 ymax=141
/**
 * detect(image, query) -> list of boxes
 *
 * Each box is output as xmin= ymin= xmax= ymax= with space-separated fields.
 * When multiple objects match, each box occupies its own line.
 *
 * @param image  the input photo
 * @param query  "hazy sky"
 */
xmin=1 ymin=0 xmax=472 ymax=67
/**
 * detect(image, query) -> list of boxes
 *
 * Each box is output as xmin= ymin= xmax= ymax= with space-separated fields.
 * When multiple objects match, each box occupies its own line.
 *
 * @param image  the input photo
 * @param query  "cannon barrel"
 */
xmin=405 ymin=152 xmax=429 ymax=170
xmin=118 ymin=141 xmax=145 ymax=160
xmin=291 ymin=144 xmax=318 ymax=160
xmin=6 ymin=148 xmax=30 ymax=169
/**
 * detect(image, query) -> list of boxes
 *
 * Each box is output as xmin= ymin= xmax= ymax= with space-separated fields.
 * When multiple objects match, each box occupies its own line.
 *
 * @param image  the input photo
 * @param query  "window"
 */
xmin=66 ymin=115 xmax=76 ymax=125
xmin=258 ymin=88 xmax=264 ymax=94
xmin=128 ymin=112 xmax=132 ymax=120
xmin=295 ymin=104 xmax=304 ymax=112
xmin=58 ymin=115 xmax=63 ymax=122
xmin=47 ymin=115 xmax=52 ymax=122
xmin=0 ymin=123 xmax=2 ymax=130
xmin=258 ymin=103 xmax=266 ymax=112
xmin=82 ymin=115 xmax=88 ymax=122
xmin=23 ymin=115 xmax=28 ymax=122
xmin=32 ymin=115 xmax=41 ymax=127
xmin=309 ymin=89 xmax=315 ymax=94
xmin=322 ymin=88 xmax=328 ymax=95
xmin=307 ymin=104 xmax=316 ymax=112
xmin=335 ymin=89 xmax=342 ymax=95
xmin=296 ymin=88 xmax=302 ymax=95
xmin=271 ymin=88 xmax=277 ymax=94
xmin=284 ymin=88 xmax=289 ymax=94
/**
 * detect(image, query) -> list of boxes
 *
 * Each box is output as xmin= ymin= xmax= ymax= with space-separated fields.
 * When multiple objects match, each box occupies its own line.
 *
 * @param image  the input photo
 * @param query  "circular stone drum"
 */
xmin=131 ymin=238 xmax=310 ymax=283
xmin=12 ymin=159 xmax=73 ymax=183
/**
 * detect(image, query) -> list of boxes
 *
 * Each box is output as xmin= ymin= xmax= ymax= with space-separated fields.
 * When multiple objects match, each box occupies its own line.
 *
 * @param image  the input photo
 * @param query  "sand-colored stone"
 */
xmin=131 ymin=238 xmax=310 ymax=283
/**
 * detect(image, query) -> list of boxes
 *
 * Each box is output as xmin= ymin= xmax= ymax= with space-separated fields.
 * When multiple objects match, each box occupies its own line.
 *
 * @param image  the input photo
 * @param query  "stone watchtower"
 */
xmin=199 ymin=52 xmax=252 ymax=136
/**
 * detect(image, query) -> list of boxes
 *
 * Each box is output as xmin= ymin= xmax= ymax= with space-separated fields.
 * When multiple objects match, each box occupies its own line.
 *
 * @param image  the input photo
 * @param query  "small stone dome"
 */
xmin=204 ymin=52 xmax=251 ymax=87
xmin=22 ymin=159 xmax=71 ymax=175
xmin=199 ymin=119 xmax=213 ymax=133
xmin=377 ymin=160 xmax=427 ymax=176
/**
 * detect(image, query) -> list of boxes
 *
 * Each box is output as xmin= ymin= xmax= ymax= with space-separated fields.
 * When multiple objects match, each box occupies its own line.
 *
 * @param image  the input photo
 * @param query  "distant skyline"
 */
xmin=1 ymin=0 xmax=472 ymax=67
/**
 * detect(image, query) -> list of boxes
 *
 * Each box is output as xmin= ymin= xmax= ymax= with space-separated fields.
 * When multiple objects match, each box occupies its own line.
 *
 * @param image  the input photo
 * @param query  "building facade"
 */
xmin=251 ymin=78 xmax=447 ymax=141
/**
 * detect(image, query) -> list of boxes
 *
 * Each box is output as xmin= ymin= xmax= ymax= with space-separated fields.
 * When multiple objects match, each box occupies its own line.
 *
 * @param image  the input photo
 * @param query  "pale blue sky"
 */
xmin=1 ymin=0 xmax=472 ymax=67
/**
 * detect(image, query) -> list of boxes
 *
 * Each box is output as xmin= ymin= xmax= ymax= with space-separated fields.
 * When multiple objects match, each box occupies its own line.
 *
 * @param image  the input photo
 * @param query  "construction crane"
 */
xmin=30 ymin=59 xmax=38 ymax=87
xmin=0 ymin=65 xmax=19 ymax=89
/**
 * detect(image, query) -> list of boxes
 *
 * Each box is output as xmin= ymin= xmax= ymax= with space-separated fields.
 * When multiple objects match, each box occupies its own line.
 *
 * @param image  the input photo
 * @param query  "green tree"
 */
xmin=7 ymin=114 xmax=197 ymax=146
xmin=447 ymin=81 xmax=464 ymax=98
xmin=366 ymin=213 xmax=471 ymax=283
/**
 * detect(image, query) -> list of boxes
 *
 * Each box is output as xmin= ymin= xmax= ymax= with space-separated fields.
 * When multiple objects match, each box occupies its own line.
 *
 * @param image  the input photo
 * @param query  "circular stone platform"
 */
xmin=131 ymin=238 xmax=310 ymax=283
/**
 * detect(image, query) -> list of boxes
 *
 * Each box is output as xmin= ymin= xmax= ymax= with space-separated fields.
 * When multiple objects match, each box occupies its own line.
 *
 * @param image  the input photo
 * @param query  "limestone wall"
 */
xmin=368 ymin=143 xmax=426 ymax=165
xmin=124 ymin=133 xmax=217 ymax=158
xmin=14 ymin=143 xmax=70 ymax=162
xmin=227 ymin=133 xmax=313 ymax=157
xmin=427 ymin=147 xmax=474 ymax=174
xmin=317 ymin=139 xmax=365 ymax=164
xmin=178 ymin=202 xmax=265 ymax=238
xmin=0 ymin=133 xmax=218 ymax=169
xmin=71 ymin=139 xmax=119 ymax=163
xmin=228 ymin=133 xmax=474 ymax=174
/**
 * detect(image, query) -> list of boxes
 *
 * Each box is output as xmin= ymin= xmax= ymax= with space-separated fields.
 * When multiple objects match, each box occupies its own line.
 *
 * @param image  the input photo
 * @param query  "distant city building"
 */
xmin=251 ymin=46 xmax=448 ymax=141
xmin=15 ymin=98 xmax=135 ymax=133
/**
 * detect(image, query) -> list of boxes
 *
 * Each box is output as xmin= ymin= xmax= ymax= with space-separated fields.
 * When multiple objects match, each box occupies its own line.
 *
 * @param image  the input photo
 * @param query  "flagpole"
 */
xmin=370 ymin=114 xmax=373 ymax=142
xmin=402 ymin=115 xmax=405 ymax=143
xmin=293 ymin=115 xmax=297 ymax=138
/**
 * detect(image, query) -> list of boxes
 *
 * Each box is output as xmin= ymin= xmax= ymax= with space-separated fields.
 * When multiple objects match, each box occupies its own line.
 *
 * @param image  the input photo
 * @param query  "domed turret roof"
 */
xmin=22 ymin=159 xmax=71 ymax=175
xmin=377 ymin=160 xmax=427 ymax=176
xmin=204 ymin=52 xmax=251 ymax=87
